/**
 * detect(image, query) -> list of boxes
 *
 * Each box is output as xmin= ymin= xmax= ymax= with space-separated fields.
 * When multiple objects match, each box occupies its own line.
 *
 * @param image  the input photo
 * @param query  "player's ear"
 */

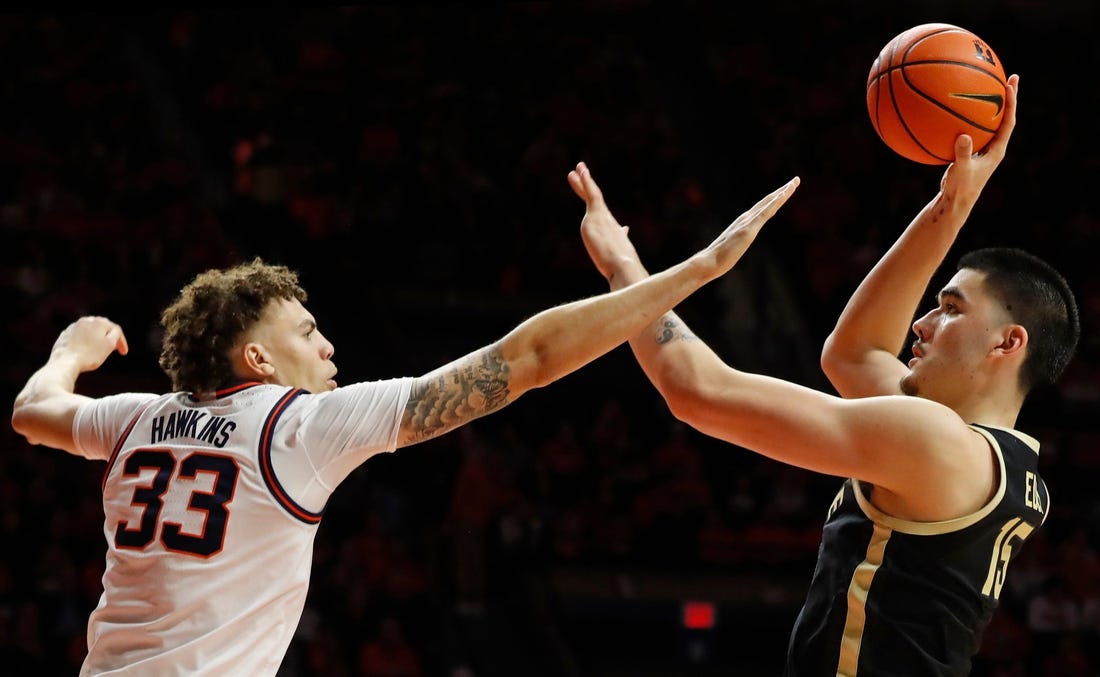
xmin=241 ymin=342 xmax=276 ymax=378
xmin=993 ymin=324 xmax=1027 ymax=357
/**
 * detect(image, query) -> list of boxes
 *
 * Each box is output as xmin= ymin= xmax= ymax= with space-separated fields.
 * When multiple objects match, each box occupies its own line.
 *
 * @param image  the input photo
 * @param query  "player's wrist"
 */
xmin=607 ymin=256 xmax=646 ymax=287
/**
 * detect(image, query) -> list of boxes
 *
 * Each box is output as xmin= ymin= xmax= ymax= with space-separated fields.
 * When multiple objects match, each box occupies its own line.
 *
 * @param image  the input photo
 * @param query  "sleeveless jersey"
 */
xmin=784 ymin=424 xmax=1049 ymax=677
xmin=71 ymin=379 xmax=411 ymax=676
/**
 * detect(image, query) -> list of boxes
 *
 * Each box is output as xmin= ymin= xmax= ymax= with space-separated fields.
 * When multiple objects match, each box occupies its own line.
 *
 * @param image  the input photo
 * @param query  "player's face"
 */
xmin=249 ymin=298 xmax=338 ymax=393
xmin=901 ymin=268 xmax=1011 ymax=404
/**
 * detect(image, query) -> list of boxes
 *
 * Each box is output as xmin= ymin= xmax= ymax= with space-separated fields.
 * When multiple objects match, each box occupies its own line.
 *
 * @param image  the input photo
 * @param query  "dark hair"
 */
xmin=957 ymin=247 xmax=1080 ymax=394
xmin=159 ymin=258 xmax=307 ymax=392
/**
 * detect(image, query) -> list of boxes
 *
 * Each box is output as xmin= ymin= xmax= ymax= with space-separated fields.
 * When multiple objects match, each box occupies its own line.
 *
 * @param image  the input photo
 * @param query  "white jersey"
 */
xmin=71 ymin=379 xmax=412 ymax=676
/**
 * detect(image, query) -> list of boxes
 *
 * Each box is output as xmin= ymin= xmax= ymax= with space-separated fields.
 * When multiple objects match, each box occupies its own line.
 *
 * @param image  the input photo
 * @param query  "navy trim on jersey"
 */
xmin=258 ymin=388 xmax=324 ymax=524
xmin=101 ymin=401 xmax=154 ymax=492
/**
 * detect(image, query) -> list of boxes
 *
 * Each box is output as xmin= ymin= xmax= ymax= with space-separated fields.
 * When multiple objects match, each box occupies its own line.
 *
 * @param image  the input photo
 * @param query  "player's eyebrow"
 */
xmin=937 ymin=287 xmax=966 ymax=304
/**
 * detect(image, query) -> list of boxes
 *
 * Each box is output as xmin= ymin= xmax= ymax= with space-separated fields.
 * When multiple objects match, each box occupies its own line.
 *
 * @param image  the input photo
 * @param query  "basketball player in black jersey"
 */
xmin=572 ymin=73 xmax=1080 ymax=676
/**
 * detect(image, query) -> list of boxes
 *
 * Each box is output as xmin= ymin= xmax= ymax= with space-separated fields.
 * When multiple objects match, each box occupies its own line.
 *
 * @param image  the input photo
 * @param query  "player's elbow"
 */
xmin=518 ymin=338 xmax=554 ymax=390
xmin=11 ymin=403 xmax=40 ymax=444
xmin=658 ymin=379 xmax=710 ymax=428
xmin=11 ymin=397 xmax=68 ymax=448
xmin=643 ymin=359 xmax=719 ymax=425
xmin=11 ymin=398 xmax=84 ymax=455
xmin=503 ymin=339 xmax=556 ymax=396
xmin=820 ymin=332 xmax=850 ymax=383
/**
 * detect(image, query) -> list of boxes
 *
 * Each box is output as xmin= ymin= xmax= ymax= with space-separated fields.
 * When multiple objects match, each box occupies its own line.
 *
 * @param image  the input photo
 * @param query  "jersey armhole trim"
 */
xmin=852 ymin=426 xmax=1008 ymax=536
xmin=101 ymin=401 xmax=155 ymax=492
xmin=259 ymin=388 xmax=324 ymax=525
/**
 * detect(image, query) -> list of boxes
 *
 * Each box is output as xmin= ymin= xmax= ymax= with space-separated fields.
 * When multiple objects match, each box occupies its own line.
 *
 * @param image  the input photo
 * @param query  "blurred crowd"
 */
xmin=1 ymin=6 xmax=1098 ymax=676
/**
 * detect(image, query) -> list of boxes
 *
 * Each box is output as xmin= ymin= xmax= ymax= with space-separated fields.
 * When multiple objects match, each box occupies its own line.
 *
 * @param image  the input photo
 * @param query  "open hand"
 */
xmin=695 ymin=176 xmax=800 ymax=282
xmin=568 ymin=161 xmax=641 ymax=283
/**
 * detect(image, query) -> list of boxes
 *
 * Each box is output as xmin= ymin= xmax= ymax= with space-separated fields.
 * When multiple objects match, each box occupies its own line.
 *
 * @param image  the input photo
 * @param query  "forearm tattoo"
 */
xmin=403 ymin=347 xmax=512 ymax=443
xmin=655 ymin=317 xmax=698 ymax=344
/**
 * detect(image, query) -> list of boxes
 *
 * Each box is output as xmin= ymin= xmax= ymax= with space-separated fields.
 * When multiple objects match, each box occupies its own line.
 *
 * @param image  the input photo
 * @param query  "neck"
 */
xmin=951 ymin=391 xmax=1024 ymax=429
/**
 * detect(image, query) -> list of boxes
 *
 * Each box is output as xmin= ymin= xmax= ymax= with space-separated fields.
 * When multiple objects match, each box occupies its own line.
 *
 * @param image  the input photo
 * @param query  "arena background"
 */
xmin=2 ymin=4 xmax=1097 ymax=675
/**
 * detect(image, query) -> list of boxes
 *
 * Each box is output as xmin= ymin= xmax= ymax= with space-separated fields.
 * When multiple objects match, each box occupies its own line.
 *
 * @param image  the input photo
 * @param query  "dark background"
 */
xmin=2 ymin=3 xmax=1098 ymax=676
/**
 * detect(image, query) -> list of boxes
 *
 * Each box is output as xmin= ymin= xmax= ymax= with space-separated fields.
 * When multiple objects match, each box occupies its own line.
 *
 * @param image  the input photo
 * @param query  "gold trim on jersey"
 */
xmin=971 ymin=424 xmax=1040 ymax=453
xmin=850 ymin=424 xmax=1012 ymax=536
xmin=836 ymin=523 xmax=890 ymax=676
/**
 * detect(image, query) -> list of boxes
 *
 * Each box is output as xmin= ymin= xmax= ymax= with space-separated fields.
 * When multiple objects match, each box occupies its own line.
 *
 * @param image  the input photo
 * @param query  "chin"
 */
xmin=899 ymin=374 xmax=919 ymax=397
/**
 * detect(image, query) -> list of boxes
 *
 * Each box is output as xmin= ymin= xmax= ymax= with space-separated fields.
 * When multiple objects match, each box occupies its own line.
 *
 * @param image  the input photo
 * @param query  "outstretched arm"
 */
xmin=573 ymin=164 xmax=994 ymax=521
xmin=820 ymin=74 xmax=1019 ymax=398
xmin=12 ymin=316 xmax=130 ymax=454
xmin=395 ymin=165 xmax=799 ymax=447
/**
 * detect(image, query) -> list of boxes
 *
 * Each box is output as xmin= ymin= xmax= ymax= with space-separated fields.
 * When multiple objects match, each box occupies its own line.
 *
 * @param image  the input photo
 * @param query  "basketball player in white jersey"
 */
xmin=573 ymin=75 xmax=1081 ymax=676
xmin=11 ymin=168 xmax=799 ymax=676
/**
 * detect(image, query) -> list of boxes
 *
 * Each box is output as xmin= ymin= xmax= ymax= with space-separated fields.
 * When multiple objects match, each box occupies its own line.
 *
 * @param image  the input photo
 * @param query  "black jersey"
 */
xmin=784 ymin=424 xmax=1048 ymax=677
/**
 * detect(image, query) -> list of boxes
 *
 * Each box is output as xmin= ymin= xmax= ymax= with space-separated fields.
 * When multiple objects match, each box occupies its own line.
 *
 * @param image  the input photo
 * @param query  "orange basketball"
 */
xmin=866 ymin=23 xmax=1007 ymax=165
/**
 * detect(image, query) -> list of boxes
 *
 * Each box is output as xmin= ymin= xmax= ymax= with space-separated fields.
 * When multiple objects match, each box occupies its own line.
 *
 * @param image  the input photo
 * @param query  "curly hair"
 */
xmin=159 ymin=258 xmax=308 ymax=393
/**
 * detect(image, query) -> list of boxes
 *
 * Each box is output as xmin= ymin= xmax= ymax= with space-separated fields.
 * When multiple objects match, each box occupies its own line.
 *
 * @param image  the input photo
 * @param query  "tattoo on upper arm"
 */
xmin=403 ymin=347 xmax=512 ymax=443
xmin=656 ymin=317 xmax=697 ymax=345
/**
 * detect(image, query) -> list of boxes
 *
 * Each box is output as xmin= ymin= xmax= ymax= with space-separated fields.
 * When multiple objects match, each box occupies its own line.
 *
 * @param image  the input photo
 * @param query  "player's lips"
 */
xmin=908 ymin=343 xmax=924 ymax=367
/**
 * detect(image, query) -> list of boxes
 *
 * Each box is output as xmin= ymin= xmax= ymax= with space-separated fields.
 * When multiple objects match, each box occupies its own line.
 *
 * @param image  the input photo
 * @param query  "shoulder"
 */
xmin=77 ymin=391 xmax=163 ymax=423
xmin=968 ymin=424 xmax=1040 ymax=455
xmin=290 ymin=378 xmax=413 ymax=420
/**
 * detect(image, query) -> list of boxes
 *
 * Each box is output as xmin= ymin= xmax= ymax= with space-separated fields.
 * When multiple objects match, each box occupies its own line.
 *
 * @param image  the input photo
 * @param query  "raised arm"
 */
xmin=12 ymin=316 xmax=130 ymax=454
xmin=573 ymin=163 xmax=994 ymax=521
xmin=820 ymin=74 xmax=1019 ymax=398
xmin=394 ymin=166 xmax=799 ymax=447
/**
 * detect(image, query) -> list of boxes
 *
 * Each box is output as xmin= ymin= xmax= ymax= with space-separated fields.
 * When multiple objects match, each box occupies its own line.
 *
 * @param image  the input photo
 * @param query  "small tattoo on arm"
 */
xmin=404 ymin=347 xmax=512 ymax=443
xmin=931 ymin=200 xmax=949 ymax=223
xmin=655 ymin=317 xmax=697 ymax=344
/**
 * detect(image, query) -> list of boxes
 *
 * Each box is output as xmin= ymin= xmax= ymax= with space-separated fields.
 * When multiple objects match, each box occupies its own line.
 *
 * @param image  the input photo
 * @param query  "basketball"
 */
xmin=866 ymin=23 xmax=1007 ymax=165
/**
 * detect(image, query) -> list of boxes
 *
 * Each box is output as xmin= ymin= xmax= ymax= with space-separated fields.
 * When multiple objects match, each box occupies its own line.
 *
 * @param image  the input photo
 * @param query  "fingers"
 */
xmin=567 ymin=166 xmax=586 ymax=200
xmin=970 ymin=73 xmax=1017 ymax=164
xmin=82 ymin=316 xmax=128 ymax=355
xmin=567 ymin=162 xmax=605 ymax=207
xmin=1004 ymin=73 xmax=1019 ymax=125
xmin=708 ymin=176 xmax=800 ymax=274
xmin=954 ymin=134 xmax=974 ymax=162
xmin=723 ymin=177 xmax=799 ymax=237
xmin=946 ymin=73 xmax=1017 ymax=168
xmin=111 ymin=325 xmax=130 ymax=356
xmin=757 ymin=176 xmax=800 ymax=216
xmin=991 ymin=73 xmax=1018 ymax=145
